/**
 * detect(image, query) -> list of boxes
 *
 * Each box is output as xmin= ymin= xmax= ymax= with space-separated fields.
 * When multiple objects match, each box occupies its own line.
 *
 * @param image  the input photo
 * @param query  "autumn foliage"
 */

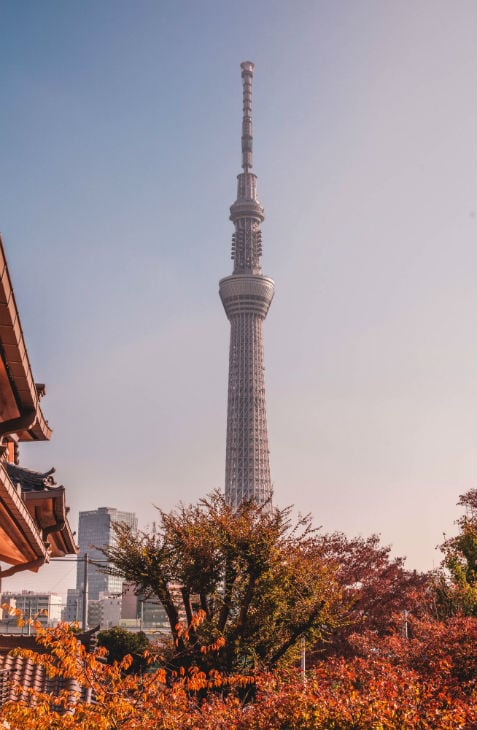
xmin=98 ymin=492 xmax=345 ymax=673
xmin=1 ymin=617 xmax=477 ymax=729
xmin=1 ymin=489 xmax=477 ymax=728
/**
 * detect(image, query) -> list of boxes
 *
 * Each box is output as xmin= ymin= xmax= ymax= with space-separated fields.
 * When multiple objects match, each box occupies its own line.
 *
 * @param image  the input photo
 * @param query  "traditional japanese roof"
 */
xmin=0 ymin=464 xmax=47 ymax=566
xmin=0 ymin=628 xmax=97 ymax=706
xmin=5 ymin=463 xmax=77 ymax=559
xmin=0 ymin=653 xmax=93 ymax=707
xmin=0 ymin=234 xmax=77 ymax=574
xmin=0 ymin=236 xmax=51 ymax=442
xmin=0 ymin=626 xmax=98 ymax=656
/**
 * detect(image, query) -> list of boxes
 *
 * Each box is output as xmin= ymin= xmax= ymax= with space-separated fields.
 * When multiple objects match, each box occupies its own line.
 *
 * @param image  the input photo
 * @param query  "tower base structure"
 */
xmin=220 ymin=274 xmax=274 ymax=507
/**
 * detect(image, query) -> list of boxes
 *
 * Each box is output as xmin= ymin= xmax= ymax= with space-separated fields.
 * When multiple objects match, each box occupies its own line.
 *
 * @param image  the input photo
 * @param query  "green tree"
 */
xmin=97 ymin=626 xmax=150 ymax=674
xmin=434 ymin=489 xmax=477 ymax=617
xmin=98 ymin=491 xmax=344 ymax=674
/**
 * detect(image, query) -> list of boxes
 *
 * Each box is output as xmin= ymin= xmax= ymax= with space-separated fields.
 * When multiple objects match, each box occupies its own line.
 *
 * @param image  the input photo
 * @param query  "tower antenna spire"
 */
xmin=240 ymin=61 xmax=254 ymax=172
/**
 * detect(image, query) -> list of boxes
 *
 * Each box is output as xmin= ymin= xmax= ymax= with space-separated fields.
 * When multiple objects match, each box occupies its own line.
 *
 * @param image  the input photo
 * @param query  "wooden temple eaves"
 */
xmin=0 ymin=236 xmax=51 ymax=444
xmin=0 ymin=234 xmax=77 ymax=579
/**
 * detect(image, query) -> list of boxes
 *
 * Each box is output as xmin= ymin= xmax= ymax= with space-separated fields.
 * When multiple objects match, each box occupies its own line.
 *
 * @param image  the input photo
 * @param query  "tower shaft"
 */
xmin=219 ymin=62 xmax=275 ymax=508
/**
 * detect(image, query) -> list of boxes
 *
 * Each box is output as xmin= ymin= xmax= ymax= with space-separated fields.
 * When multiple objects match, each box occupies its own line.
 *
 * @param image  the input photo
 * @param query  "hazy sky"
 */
xmin=1 ymin=0 xmax=476 ymax=597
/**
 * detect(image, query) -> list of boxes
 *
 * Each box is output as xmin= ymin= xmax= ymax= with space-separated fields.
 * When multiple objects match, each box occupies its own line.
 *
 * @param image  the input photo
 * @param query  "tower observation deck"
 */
xmin=219 ymin=61 xmax=275 ymax=508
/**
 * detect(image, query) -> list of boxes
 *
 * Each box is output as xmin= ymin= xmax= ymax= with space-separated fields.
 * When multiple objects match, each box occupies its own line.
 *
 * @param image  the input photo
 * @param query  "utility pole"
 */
xmin=301 ymin=636 xmax=306 ymax=684
xmin=82 ymin=553 xmax=88 ymax=632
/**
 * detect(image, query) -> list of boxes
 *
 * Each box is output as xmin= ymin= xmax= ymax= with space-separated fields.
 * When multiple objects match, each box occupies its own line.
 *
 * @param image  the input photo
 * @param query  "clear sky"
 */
xmin=1 ymin=0 xmax=476 ymax=597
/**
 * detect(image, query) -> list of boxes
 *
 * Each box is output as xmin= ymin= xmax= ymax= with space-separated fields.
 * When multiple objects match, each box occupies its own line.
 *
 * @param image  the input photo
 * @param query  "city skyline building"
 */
xmin=219 ymin=61 xmax=275 ymax=508
xmin=76 ymin=507 xmax=137 ymax=599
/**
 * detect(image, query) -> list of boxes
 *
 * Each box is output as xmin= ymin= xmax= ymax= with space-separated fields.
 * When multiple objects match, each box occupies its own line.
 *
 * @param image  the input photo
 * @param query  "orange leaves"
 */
xmin=175 ymin=609 xmax=226 ymax=658
xmin=1 ymin=602 xmax=44 ymax=633
xmin=175 ymin=608 xmax=207 ymax=643
xmin=200 ymin=636 xmax=226 ymax=655
xmin=1 ymin=619 xmax=477 ymax=729
xmin=244 ymin=660 xmax=477 ymax=730
xmin=119 ymin=653 xmax=133 ymax=671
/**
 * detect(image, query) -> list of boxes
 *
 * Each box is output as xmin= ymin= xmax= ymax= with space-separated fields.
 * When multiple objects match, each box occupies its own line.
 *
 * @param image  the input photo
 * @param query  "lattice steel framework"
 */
xmin=219 ymin=61 xmax=275 ymax=508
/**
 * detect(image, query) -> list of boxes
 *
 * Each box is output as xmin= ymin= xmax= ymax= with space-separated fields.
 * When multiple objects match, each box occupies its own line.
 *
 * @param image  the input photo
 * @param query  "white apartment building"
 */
xmin=0 ymin=591 xmax=63 ymax=632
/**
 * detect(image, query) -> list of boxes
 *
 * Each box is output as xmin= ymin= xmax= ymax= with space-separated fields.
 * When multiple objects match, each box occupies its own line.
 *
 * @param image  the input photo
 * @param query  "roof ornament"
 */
xmin=5 ymin=463 xmax=57 ymax=492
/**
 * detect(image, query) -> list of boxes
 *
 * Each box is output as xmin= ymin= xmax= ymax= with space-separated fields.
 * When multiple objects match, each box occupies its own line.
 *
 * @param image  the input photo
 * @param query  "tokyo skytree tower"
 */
xmin=219 ymin=61 xmax=275 ymax=508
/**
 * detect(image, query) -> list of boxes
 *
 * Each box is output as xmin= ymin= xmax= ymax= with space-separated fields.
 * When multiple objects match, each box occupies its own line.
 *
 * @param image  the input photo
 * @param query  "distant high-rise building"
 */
xmin=219 ymin=62 xmax=275 ymax=507
xmin=87 ymin=592 xmax=122 ymax=630
xmin=121 ymin=581 xmax=168 ymax=629
xmin=63 ymin=588 xmax=81 ymax=623
xmin=76 ymin=507 xmax=137 ymax=601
